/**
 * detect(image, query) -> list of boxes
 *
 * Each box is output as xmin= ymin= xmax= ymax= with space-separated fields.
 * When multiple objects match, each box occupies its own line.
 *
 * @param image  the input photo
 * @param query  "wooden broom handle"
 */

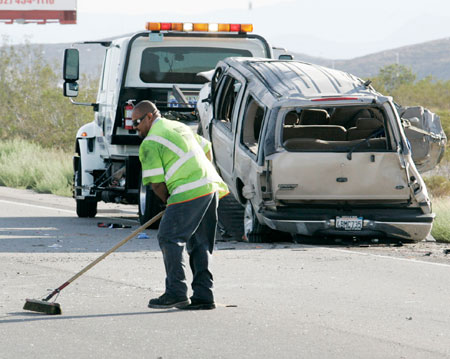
xmin=44 ymin=210 xmax=164 ymax=301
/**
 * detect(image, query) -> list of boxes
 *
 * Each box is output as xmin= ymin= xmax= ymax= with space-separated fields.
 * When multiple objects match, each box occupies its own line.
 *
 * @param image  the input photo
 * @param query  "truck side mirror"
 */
xmin=63 ymin=49 xmax=80 ymax=98
xmin=64 ymin=82 xmax=79 ymax=97
xmin=63 ymin=49 xmax=79 ymax=81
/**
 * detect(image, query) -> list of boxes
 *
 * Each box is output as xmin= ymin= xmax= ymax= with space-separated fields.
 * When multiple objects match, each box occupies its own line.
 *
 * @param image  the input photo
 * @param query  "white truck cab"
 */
xmin=62 ymin=22 xmax=273 ymax=225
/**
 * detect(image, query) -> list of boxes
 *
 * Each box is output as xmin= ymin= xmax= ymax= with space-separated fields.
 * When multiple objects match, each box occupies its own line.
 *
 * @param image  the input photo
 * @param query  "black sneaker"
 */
xmin=180 ymin=298 xmax=216 ymax=310
xmin=148 ymin=293 xmax=190 ymax=309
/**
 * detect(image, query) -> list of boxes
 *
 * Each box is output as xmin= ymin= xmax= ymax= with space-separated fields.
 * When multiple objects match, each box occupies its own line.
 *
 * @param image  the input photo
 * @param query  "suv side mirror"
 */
xmin=63 ymin=49 xmax=79 ymax=81
xmin=210 ymin=67 xmax=223 ymax=102
xmin=278 ymin=54 xmax=293 ymax=60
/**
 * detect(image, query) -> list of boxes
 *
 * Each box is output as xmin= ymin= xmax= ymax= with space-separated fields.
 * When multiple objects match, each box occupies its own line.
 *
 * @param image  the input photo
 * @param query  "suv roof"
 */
xmin=222 ymin=57 xmax=378 ymax=104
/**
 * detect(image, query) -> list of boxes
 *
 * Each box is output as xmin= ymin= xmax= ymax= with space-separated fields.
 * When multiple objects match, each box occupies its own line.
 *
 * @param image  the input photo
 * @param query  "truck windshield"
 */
xmin=140 ymin=47 xmax=252 ymax=84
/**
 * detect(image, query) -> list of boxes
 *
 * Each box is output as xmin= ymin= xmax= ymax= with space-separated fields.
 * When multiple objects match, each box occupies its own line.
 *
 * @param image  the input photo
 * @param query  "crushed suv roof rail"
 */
xmin=227 ymin=58 xmax=372 ymax=101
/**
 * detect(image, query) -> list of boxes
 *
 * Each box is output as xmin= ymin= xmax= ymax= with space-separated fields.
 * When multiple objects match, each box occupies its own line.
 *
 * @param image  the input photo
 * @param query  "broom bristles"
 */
xmin=23 ymin=299 xmax=62 ymax=315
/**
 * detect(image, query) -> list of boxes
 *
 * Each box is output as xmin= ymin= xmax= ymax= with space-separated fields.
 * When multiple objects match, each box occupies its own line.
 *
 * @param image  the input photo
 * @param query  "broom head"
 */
xmin=23 ymin=299 xmax=62 ymax=315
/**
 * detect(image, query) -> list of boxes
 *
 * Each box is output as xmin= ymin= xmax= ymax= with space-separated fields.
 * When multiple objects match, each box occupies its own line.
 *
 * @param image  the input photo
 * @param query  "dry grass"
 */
xmin=431 ymin=196 xmax=450 ymax=243
xmin=0 ymin=139 xmax=72 ymax=197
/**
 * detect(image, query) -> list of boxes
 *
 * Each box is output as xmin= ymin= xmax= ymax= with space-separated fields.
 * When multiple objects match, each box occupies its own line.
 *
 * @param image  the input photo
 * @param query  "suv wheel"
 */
xmin=244 ymin=201 xmax=270 ymax=243
xmin=138 ymin=179 xmax=164 ymax=228
xmin=74 ymin=156 xmax=97 ymax=218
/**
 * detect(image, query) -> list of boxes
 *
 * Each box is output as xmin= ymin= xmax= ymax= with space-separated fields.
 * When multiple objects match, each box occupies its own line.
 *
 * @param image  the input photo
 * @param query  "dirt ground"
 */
xmin=341 ymin=239 xmax=450 ymax=265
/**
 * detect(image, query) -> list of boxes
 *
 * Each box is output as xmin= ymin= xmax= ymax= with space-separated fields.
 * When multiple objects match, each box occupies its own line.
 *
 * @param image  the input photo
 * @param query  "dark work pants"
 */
xmin=157 ymin=192 xmax=218 ymax=302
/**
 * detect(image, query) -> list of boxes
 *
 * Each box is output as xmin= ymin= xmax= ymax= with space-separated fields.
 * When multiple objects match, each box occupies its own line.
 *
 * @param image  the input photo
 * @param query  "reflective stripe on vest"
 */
xmin=198 ymin=135 xmax=209 ymax=149
xmin=165 ymin=147 xmax=203 ymax=182
xmin=144 ymin=134 xmax=204 ymax=182
xmin=171 ymin=177 xmax=217 ymax=196
xmin=144 ymin=135 xmax=185 ymax=157
xmin=142 ymin=168 xmax=164 ymax=178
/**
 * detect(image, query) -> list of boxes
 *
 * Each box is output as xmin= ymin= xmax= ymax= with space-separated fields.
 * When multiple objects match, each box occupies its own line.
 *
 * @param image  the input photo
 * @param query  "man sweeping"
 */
xmin=132 ymin=100 xmax=229 ymax=310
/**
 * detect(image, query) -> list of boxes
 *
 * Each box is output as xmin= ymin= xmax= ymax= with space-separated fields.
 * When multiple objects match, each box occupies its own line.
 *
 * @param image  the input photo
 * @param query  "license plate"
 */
xmin=335 ymin=216 xmax=363 ymax=231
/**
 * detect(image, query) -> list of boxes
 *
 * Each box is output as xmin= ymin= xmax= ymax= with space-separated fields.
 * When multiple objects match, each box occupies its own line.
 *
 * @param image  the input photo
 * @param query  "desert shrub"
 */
xmin=0 ymin=39 xmax=98 ymax=152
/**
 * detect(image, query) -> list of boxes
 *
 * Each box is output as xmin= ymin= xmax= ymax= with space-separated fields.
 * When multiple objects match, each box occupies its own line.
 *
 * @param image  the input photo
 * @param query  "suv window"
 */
xmin=281 ymin=106 xmax=392 ymax=152
xmin=241 ymin=95 xmax=266 ymax=155
xmin=139 ymin=47 xmax=252 ymax=84
xmin=216 ymin=75 xmax=242 ymax=131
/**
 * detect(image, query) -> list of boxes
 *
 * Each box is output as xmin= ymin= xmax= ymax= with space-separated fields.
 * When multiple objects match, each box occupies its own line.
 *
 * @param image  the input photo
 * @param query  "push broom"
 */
xmin=23 ymin=210 xmax=165 ymax=315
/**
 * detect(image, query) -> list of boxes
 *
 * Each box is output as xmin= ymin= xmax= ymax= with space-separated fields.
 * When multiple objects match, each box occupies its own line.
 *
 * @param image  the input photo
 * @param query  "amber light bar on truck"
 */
xmin=146 ymin=22 xmax=253 ymax=33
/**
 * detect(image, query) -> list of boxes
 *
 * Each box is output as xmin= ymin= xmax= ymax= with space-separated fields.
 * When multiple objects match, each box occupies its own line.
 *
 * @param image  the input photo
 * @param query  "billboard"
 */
xmin=0 ymin=0 xmax=77 ymax=24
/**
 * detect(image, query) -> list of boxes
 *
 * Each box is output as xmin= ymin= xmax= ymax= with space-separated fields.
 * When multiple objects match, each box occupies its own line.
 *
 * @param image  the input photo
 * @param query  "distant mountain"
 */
xmin=16 ymin=36 xmax=450 ymax=81
xmin=292 ymin=37 xmax=450 ymax=81
xmin=36 ymin=42 xmax=106 ymax=78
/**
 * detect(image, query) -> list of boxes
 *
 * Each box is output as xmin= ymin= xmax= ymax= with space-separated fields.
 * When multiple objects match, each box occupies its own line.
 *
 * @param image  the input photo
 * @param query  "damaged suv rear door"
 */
xmin=209 ymin=68 xmax=246 ymax=188
xmin=273 ymin=100 xmax=411 ymax=202
xmin=398 ymin=106 xmax=447 ymax=173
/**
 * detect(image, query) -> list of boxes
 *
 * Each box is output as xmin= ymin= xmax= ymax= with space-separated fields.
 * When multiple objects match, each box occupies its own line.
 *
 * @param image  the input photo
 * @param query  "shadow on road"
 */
xmin=0 ymin=309 xmax=178 ymax=324
xmin=0 ymin=215 xmax=417 ymax=255
xmin=0 ymin=215 xmax=161 ymax=254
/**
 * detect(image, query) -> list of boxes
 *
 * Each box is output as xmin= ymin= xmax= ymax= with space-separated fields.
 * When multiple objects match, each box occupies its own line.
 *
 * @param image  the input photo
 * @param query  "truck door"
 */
xmin=211 ymin=71 xmax=246 ymax=185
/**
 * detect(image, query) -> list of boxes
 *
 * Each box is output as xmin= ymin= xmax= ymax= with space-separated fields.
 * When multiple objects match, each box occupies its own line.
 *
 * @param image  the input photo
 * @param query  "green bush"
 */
xmin=424 ymin=176 xmax=450 ymax=197
xmin=0 ymin=139 xmax=72 ymax=196
xmin=0 ymin=39 xmax=98 ymax=152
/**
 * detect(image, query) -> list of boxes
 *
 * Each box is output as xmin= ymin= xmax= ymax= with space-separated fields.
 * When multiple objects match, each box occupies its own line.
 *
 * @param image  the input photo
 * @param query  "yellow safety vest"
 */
xmin=140 ymin=118 xmax=229 ymax=205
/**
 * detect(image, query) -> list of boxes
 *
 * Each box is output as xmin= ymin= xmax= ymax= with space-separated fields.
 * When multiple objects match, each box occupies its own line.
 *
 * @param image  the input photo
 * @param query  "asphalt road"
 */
xmin=0 ymin=187 xmax=449 ymax=359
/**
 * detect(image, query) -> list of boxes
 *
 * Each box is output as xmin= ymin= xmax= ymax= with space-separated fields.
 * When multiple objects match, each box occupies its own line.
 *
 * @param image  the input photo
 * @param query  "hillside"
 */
xmin=292 ymin=37 xmax=450 ymax=81
xmin=30 ymin=42 xmax=106 ymax=78
xmin=12 ymin=36 xmax=450 ymax=81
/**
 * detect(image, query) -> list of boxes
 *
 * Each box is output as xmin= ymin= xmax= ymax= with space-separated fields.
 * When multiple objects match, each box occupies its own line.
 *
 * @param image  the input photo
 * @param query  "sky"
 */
xmin=1 ymin=0 xmax=450 ymax=59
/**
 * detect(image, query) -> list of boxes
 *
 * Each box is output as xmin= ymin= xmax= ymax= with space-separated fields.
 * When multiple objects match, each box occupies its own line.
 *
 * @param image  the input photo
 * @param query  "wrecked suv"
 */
xmin=197 ymin=58 xmax=447 ymax=242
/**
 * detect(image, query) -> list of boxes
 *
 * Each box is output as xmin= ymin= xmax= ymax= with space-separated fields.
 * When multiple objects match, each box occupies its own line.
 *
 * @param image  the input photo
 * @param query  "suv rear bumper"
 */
xmin=260 ymin=207 xmax=434 ymax=241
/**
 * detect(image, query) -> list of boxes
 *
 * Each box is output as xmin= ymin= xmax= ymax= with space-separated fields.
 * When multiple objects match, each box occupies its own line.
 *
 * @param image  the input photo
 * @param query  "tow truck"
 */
xmin=62 ymin=22 xmax=273 ymax=225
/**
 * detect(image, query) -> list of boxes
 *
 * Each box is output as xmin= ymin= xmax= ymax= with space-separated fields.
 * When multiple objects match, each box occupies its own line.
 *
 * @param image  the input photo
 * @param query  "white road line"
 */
xmin=321 ymin=246 xmax=450 ymax=268
xmin=0 ymin=198 xmax=139 ymax=224
xmin=0 ymin=199 xmax=75 ymax=214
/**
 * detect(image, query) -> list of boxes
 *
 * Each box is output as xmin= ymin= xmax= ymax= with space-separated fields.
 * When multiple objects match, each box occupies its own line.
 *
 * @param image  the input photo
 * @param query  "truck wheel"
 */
xmin=243 ymin=201 xmax=271 ymax=243
xmin=138 ymin=180 xmax=165 ymax=228
xmin=76 ymin=199 xmax=98 ymax=218
xmin=74 ymin=158 xmax=97 ymax=218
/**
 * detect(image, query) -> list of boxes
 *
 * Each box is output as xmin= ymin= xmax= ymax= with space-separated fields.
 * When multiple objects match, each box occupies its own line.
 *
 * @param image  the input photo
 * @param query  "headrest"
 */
xmin=284 ymin=112 xmax=299 ymax=126
xmin=355 ymin=118 xmax=383 ymax=129
xmin=299 ymin=109 xmax=329 ymax=125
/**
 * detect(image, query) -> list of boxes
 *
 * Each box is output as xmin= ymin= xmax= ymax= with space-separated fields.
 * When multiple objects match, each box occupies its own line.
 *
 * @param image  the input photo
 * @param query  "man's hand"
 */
xmin=151 ymin=182 xmax=169 ymax=204
xmin=205 ymin=150 xmax=212 ymax=162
